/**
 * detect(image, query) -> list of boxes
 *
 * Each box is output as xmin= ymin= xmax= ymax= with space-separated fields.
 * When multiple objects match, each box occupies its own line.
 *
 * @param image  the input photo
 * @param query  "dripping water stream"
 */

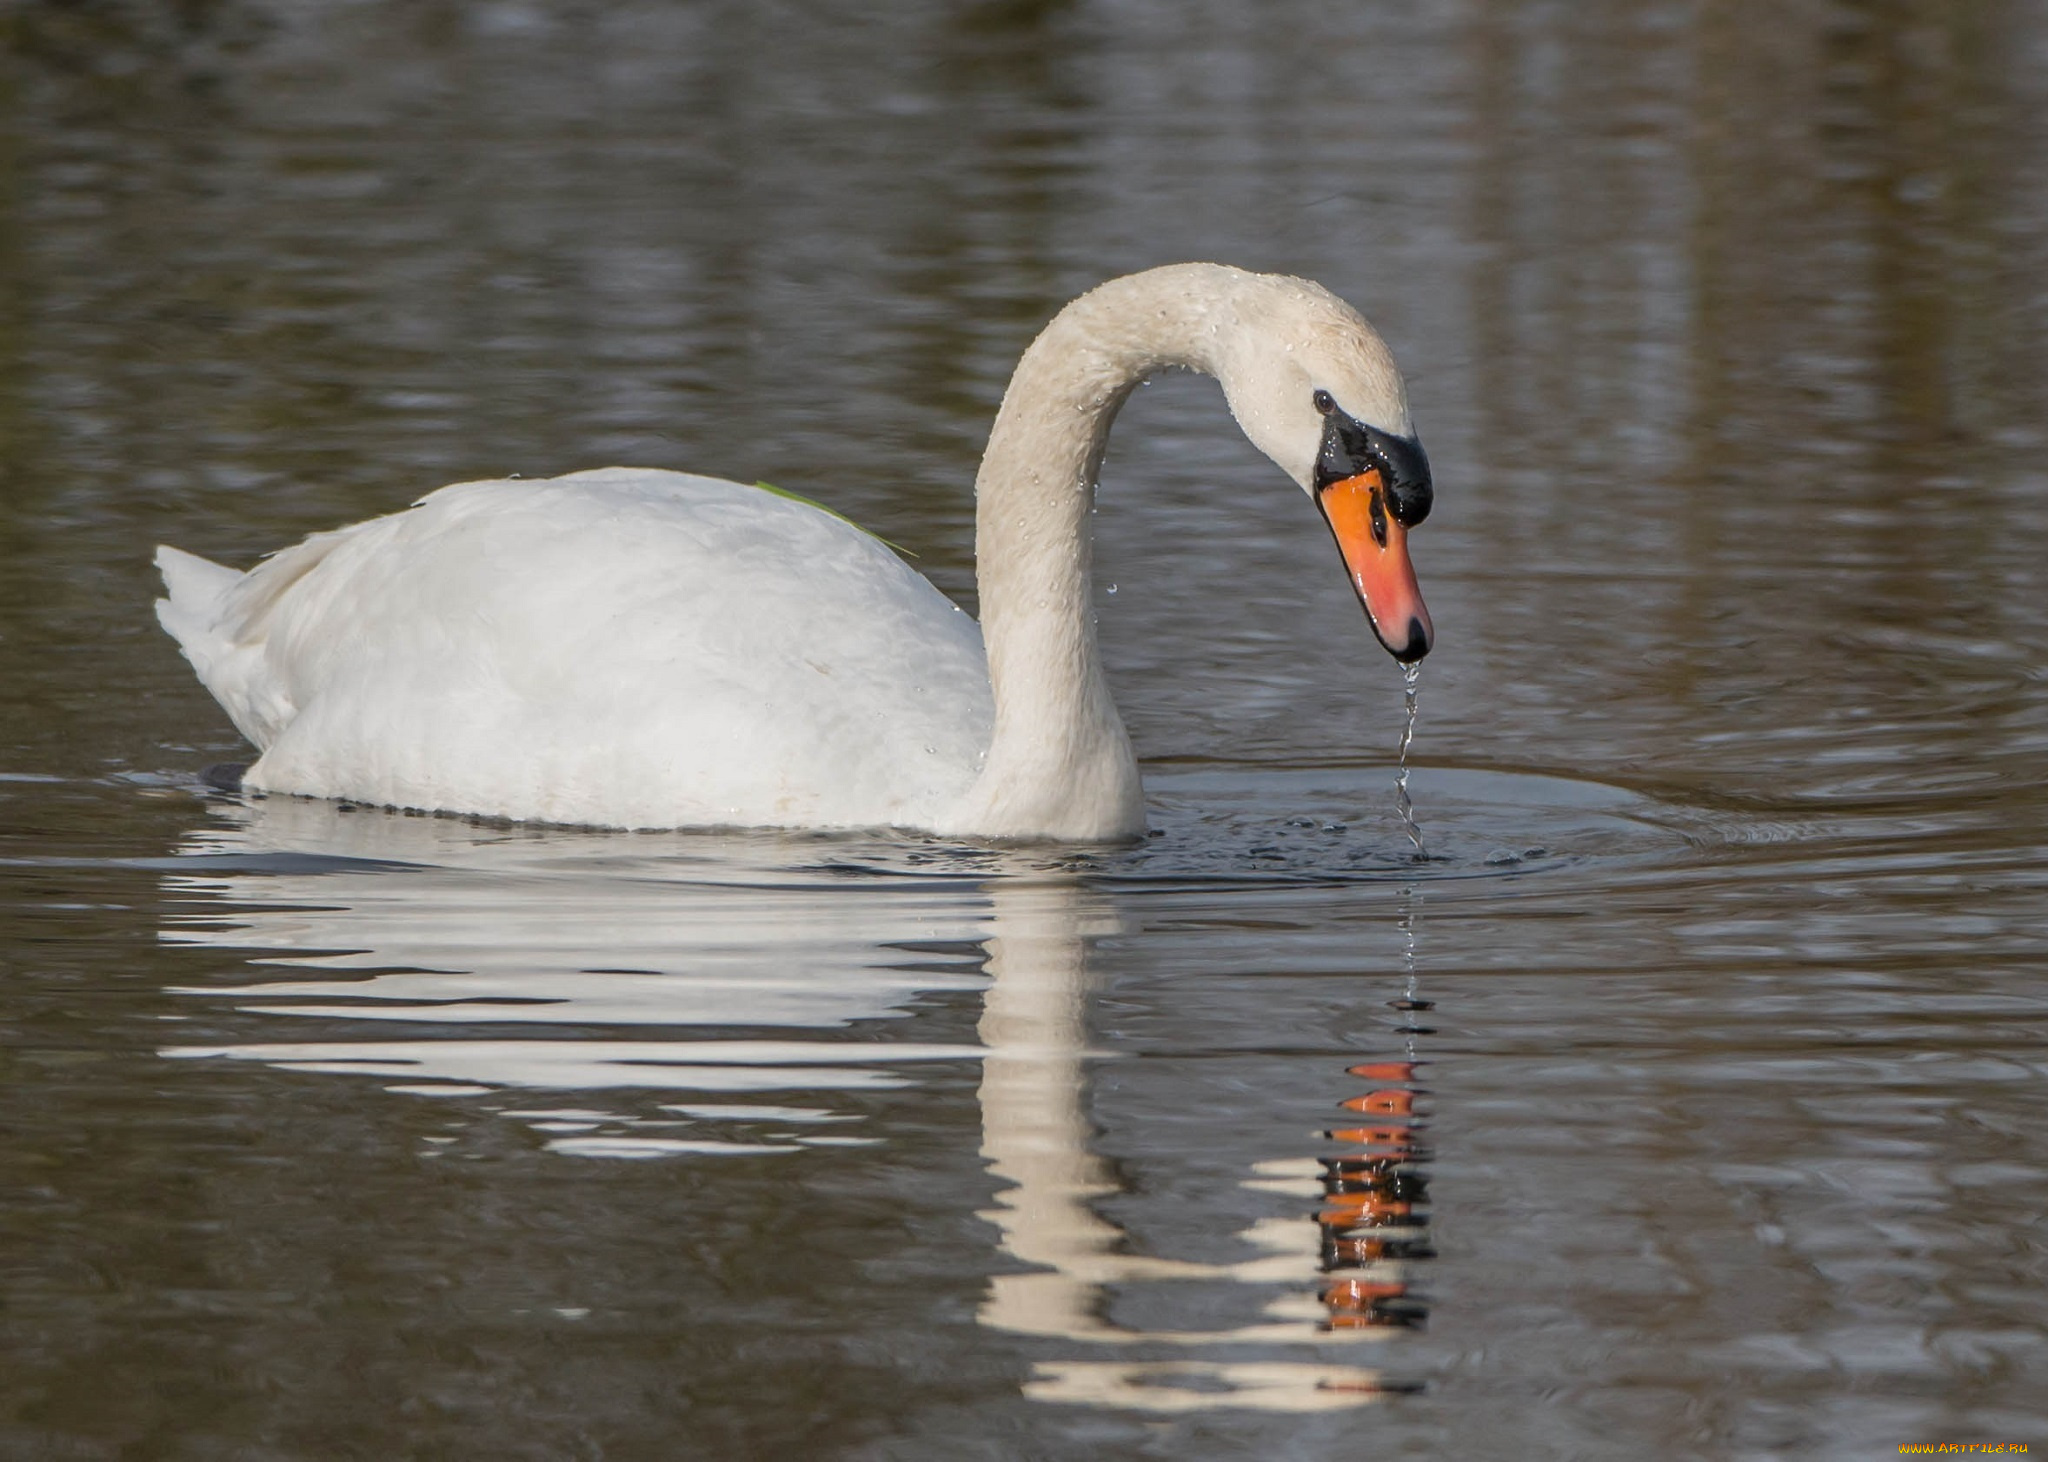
xmin=1395 ymin=662 xmax=1425 ymax=858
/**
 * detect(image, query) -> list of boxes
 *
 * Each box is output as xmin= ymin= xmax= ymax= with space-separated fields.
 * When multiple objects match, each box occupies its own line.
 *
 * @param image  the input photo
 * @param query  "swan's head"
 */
xmin=1214 ymin=275 xmax=1435 ymax=663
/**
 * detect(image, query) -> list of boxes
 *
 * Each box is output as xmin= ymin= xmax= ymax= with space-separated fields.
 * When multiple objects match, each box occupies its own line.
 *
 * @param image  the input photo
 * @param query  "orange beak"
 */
xmin=1317 ymin=470 xmax=1433 ymax=662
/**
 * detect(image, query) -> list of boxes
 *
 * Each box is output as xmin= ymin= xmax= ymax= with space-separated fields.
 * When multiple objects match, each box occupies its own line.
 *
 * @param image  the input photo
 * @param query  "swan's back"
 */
xmin=157 ymin=469 xmax=992 ymax=829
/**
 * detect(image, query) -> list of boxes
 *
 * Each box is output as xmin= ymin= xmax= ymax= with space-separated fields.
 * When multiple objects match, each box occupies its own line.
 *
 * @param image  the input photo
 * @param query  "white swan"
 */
xmin=155 ymin=263 xmax=1434 ymax=841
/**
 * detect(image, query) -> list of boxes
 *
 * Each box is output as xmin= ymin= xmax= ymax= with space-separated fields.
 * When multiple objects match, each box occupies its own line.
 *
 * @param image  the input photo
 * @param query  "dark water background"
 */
xmin=3 ymin=2 xmax=2046 ymax=1457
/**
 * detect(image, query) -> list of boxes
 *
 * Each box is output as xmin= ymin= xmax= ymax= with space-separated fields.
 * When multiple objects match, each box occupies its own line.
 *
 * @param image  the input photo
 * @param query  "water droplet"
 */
xmin=924 ymin=746 xmax=936 ymax=755
xmin=1105 ymin=583 xmax=1118 ymax=595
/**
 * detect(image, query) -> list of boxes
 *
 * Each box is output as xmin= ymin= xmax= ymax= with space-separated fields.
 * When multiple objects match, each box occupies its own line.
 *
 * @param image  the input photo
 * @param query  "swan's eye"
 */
xmin=1312 ymin=389 xmax=1336 ymax=415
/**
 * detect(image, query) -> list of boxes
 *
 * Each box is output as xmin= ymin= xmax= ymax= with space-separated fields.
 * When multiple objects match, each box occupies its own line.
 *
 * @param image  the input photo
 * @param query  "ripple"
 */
xmin=1101 ymin=764 xmax=1698 ymax=886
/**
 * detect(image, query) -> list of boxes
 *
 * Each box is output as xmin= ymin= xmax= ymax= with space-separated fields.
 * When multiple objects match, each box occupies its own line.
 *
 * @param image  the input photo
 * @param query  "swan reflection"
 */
xmin=159 ymin=795 xmax=1423 ymax=1407
xmin=158 ymin=796 xmax=989 ymax=1153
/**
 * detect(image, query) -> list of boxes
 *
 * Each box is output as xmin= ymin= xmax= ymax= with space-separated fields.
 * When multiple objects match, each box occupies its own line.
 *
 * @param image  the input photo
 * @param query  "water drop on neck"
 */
xmin=1105 ymin=583 xmax=1117 ymax=595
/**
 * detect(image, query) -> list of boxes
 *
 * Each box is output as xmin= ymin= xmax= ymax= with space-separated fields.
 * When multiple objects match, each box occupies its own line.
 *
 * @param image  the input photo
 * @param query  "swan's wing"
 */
xmin=186 ymin=469 xmax=991 ymax=830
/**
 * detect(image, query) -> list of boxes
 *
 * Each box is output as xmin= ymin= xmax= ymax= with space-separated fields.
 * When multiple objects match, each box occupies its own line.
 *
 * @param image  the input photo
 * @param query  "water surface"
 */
xmin=3 ymin=2 xmax=2047 ymax=1457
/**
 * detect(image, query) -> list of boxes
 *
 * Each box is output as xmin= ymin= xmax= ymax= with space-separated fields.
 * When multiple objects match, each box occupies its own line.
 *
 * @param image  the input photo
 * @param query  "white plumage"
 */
xmin=158 ymin=470 xmax=991 ymax=830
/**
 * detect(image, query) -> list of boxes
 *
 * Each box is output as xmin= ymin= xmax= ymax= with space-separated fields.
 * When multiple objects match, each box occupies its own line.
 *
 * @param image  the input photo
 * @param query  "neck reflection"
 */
xmin=974 ymin=876 xmax=1430 ymax=1411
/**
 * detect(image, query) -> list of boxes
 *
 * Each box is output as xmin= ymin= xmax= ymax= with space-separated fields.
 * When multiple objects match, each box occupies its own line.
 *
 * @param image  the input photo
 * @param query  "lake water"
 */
xmin=3 ymin=2 xmax=2047 ymax=1456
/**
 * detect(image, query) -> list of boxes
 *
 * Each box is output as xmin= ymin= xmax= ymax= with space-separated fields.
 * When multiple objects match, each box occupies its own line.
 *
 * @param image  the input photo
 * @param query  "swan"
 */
xmin=155 ymin=262 xmax=1434 ymax=841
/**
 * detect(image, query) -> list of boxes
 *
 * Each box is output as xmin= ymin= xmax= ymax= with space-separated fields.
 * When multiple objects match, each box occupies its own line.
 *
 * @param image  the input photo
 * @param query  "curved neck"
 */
xmin=955 ymin=265 xmax=1248 ymax=840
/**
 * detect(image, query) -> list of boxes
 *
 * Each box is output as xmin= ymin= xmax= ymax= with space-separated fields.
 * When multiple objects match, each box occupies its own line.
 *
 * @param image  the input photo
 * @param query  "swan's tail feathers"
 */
xmin=154 ymin=546 xmax=241 ymax=640
xmin=154 ymin=545 xmax=280 ymax=751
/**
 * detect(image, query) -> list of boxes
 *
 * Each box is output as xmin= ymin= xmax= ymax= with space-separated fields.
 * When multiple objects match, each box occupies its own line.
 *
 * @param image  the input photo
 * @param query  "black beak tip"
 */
xmin=1390 ymin=617 xmax=1432 ymax=663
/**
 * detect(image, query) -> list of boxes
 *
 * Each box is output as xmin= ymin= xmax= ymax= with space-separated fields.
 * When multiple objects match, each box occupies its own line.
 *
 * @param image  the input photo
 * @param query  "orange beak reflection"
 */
xmin=1317 ymin=470 xmax=1433 ymax=662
